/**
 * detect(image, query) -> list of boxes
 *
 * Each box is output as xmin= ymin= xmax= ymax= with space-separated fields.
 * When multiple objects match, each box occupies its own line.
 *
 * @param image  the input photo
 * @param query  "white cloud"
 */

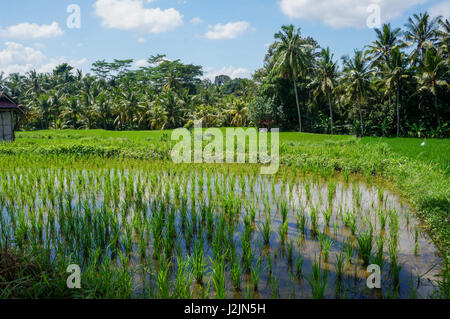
xmin=0 ymin=22 xmax=63 ymax=39
xmin=190 ymin=17 xmax=203 ymax=25
xmin=93 ymin=0 xmax=183 ymax=33
xmin=205 ymin=21 xmax=250 ymax=40
xmin=134 ymin=59 xmax=149 ymax=68
xmin=137 ymin=37 xmax=147 ymax=43
xmin=38 ymin=57 xmax=87 ymax=74
xmin=279 ymin=0 xmax=429 ymax=29
xmin=203 ymin=66 xmax=252 ymax=81
xmin=0 ymin=42 xmax=86 ymax=75
xmin=33 ymin=42 xmax=46 ymax=49
xmin=429 ymin=2 xmax=450 ymax=19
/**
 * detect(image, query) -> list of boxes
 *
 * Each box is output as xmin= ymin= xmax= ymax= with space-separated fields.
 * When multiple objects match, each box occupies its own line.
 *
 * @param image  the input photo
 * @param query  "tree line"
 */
xmin=0 ymin=12 xmax=448 ymax=137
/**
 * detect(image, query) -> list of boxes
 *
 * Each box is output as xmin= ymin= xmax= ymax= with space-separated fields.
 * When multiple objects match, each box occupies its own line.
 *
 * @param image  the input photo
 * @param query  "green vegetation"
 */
xmin=1 ymin=13 xmax=448 ymax=138
xmin=0 ymin=10 xmax=448 ymax=300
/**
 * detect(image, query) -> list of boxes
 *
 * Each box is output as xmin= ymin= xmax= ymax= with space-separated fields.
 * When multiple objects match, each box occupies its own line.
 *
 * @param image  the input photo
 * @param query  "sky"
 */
xmin=0 ymin=0 xmax=449 ymax=80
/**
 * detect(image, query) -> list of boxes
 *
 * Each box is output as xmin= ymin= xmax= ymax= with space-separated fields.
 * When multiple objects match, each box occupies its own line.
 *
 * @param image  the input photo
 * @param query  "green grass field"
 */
xmin=13 ymin=129 xmax=450 ymax=174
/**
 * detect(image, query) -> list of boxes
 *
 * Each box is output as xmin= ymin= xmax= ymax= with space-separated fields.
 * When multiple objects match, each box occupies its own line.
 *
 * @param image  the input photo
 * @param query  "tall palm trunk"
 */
xmin=328 ymin=92 xmax=334 ymax=134
xmin=358 ymin=101 xmax=364 ymax=137
xmin=434 ymin=94 xmax=441 ymax=127
xmin=293 ymin=77 xmax=302 ymax=132
xmin=396 ymin=85 xmax=400 ymax=137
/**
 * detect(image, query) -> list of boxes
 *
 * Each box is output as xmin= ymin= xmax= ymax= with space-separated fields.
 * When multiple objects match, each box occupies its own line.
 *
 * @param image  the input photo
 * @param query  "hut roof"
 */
xmin=0 ymin=91 xmax=19 ymax=110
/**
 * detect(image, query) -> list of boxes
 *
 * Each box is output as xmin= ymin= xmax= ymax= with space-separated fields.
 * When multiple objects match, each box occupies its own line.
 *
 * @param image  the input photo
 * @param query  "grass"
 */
xmin=363 ymin=136 xmax=450 ymax=175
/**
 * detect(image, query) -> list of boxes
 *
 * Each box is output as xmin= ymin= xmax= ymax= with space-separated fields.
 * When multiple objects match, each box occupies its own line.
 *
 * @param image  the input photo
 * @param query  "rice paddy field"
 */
xmin=0 ymin=130 xmax=449 ymax=299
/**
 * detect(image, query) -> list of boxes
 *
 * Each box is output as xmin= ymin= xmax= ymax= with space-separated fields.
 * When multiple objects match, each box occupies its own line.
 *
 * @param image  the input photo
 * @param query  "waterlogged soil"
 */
xmin=0 ymin=164 xmax=443 ymax=298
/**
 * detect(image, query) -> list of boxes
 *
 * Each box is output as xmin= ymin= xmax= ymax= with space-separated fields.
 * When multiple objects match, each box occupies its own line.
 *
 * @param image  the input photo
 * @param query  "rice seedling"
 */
xmin=414 ymin=225 xmax=419 ymax=256
xmin=318 ymin=234 xmax=333 ymax=262
xmin=310 ymin=206 xmax=319 ymax=234
xmin=299 ymin=212 xmax=307 ymax=235
xmin=156 ymin=256 xmax=172 ymax=299
xmin=378 ymin=209 xmax=387 ymax=230
xmin=191 ymin=241 xmax=206 ymax=283
xmin=250 ymin=264 xmax=261 ymax=291
xmin=305 ymin=181 xmax=311 ymax=201
xmin=335 ymin=253 xmax=346 ymax=280
xmin=344 ymin=239 xmax=354 ymax=263
xmin=231 ymin=257 xmax=242 ymax=291
xmin=374 ymin=236 xmax=385 ymax=269
xmin=286 ymin=239 xmax=294 ymax=263
xmin=210 ymin=254 xmax=227 ymax=299
xmin=356 ymin=232 xmax=373 ymax=265
xmin=377 ymin=187 xmax=384 ymax=203
xmin=328 ymin=179 xmax=336 ymax=203
xmin=280 ymin=200 xmax=289 ymax=224
xmin=295 ymin=255 xmax=303 ymax=278
xmin=270 ymin=276 xmax=279 ymax=299
xmin=258 ymin=215 xmax=271 ymax=246
xmin=306 ymin=256 xmax=328 ymax=299
xmin=174 ymin=256 xmax=193 ymax=299
xmin=323 ymin=208 xmax=332 ymax=227
xmin=278 ymin=221 xmax=288 ymax=246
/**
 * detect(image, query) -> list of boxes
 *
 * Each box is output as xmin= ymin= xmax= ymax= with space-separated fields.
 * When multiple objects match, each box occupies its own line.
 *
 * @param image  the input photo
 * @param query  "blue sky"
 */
xmin=0 ymin=0 xmax=449 ymax=80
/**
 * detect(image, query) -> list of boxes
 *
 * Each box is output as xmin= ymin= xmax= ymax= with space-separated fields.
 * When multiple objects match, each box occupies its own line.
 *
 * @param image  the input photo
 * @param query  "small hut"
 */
xmin=0 ymin=91 xmax=19 ymax=142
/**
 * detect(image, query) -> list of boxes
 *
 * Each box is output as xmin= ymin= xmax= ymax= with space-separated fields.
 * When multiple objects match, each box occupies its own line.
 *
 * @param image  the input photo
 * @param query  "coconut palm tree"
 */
xmin=194 ymin=104 xmax=220 ymax=128
xmin=60 ymin=96 xmax=82 ymax=129
xmin=156 ymin=89 xmax=186 ymax=129
xmin=367 ymin=23 xmax=404 ymax=66
xmin=310 ymin=47 xmax=339 ymax=134
xmin=32 ymin=94 xmax=53 ymax=129
xmin=382 ymin=48 xmax=410 ymax=136
xmin=270 ymin=24 xmax=310 ymax=132
xmin=437 ymin=18 xmax=449 ymax=58
xmin=415 ymin=48 xmax=449 ymax=127
xmin=226 ymin=96 xmax=249 ymax=127
xmin=404 ymin=12 xmax=440 ymax=65
xmin=342 ymin=50 xmax=373 ymax=136
xmin=113 ymin=86 xmax=140 ymax=129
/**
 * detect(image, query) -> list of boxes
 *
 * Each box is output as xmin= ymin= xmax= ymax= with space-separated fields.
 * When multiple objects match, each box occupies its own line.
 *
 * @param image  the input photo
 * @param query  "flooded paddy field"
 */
xmin=0 ymin=160 xmax=443 ymax=298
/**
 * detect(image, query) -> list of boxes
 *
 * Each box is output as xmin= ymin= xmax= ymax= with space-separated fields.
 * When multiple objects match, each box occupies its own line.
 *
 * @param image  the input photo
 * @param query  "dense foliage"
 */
xmin=0 ymin=12 xmax=448 ymax=137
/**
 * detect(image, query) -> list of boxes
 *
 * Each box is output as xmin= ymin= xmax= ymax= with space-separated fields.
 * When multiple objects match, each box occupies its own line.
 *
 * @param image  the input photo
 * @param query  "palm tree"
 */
xmin=226 ymin=96 xmax=249 ymax=127
xmin=138 ymin=101 xmax=168 ymax=130
xmin=60 ymin=96 xmax=82 ymax=129
xmin=113 ymin=86 xmax=140 ymax=129
xmin=32 ymin=94 xmax=53 ymax=129
xmin=342 ymin=50 xmax=373 ymax=136
xmin=157 ymin=89 xmax=185 ymax=129
xmin=404 ymin=12 xmax=440 ymax=65
xmin=382 ymin=48 xmax=409 ymax=136
xmin=92 ymin=92 xmax=111 ymax=129
xmin=367 ymin=23 xmax=403 ymax=66
xmin=270 ymin=24 xmax=310 ymax=132
xmin=310 ymin=47 xmax=338 ymax=134
xmin=194 ymin=104 xmax=220 ymax=127
xmin=437 ymin=18 xmax=449 ymax=58
xmin=415 ymin=48 xmax=449 ymax=127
